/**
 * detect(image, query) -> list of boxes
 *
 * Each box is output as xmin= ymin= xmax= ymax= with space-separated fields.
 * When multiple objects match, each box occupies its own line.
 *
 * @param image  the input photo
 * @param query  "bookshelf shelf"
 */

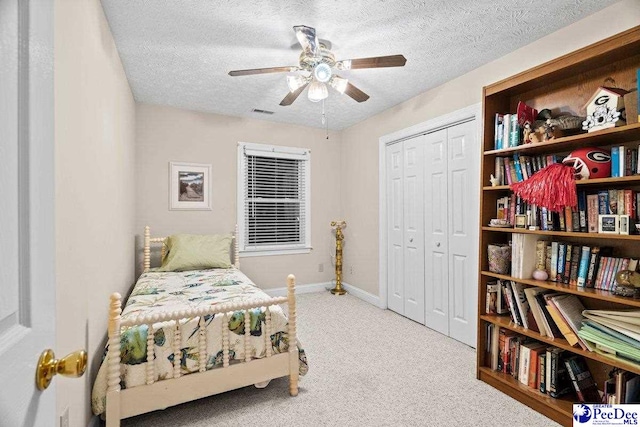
xmin=481 ymin=226 xmax=640 ymax=240
xmin=477 ymin=367 xmax=573 ymax=422
xmin=477 ymin=25 xmax=640 ymax=427
xmin=483 ymin=175 xmax=640 ymax=191
xmin=480 ymin=315 xmax=640 ymax=376
xmin=483 ymin=123 xmax=640 ymax=156
xmin=481 ymin=271 xmax=640 ymax=308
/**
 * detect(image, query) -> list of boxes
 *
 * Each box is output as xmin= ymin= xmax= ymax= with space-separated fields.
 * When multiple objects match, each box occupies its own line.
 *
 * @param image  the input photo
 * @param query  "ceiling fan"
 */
xmin=228 ymin=25 xmax=407 ymax=106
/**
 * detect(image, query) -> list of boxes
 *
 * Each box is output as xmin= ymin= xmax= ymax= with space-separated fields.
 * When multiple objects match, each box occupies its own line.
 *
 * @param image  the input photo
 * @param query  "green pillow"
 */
xmin=157 ymin=234 xmax=233 ymax=272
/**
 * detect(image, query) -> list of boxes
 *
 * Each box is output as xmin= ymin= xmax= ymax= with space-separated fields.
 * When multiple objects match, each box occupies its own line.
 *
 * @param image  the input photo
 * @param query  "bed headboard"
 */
xmin=143 ymin=225 xmax=240 ymax=272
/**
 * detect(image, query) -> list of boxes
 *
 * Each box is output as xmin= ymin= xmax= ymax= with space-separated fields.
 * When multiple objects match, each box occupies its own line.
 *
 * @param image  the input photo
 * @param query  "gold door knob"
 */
xmin=36 ymin=349 xmax=87 ymax=390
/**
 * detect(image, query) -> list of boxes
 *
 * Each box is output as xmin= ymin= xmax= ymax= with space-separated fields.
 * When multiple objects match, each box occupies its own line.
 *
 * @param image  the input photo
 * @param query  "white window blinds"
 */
xmin=238 ymin=143 xmax=311 ymax=254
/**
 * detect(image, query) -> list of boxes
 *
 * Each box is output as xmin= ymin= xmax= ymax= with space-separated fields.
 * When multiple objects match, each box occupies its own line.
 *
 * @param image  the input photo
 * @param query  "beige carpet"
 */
xmin=121 ymin=292 xmax=559 ymax=427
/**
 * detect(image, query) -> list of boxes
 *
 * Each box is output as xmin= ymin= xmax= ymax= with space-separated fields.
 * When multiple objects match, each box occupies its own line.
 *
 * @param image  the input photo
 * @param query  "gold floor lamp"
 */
xmin=330 ymin=220 xmax=347 ymax=295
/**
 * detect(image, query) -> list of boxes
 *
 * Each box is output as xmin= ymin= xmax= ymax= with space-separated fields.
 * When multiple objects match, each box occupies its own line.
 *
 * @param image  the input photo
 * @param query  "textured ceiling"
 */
xmin=100 ymin=0 xmax=617 ymax=130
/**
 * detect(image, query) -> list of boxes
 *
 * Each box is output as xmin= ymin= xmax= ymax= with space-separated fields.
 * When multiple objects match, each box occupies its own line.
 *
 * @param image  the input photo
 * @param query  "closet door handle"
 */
xmin=409 ymin=238 xmax=414 ymax=243
xmin=436 ymin=242 xmax=441 ymax=247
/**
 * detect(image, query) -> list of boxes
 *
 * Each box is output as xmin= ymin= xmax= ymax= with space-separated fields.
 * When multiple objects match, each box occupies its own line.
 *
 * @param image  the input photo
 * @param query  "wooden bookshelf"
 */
xmin=476 ymin=26 xmax=640 ymax=427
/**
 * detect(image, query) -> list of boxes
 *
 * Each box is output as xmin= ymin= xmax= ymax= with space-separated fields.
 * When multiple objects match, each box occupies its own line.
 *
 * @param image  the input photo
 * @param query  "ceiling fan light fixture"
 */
xmin=336 ymin=60 xmax=351 ymax=71
xmin=308 ymin=81 xmax=328 ymax=102
xmin=329 ymin=76 xmax=348 ymax=94
xmin=313 ymin=63 xmax=332 ymax=83
xmin=286 ymin=75 xmax=309 ymax=92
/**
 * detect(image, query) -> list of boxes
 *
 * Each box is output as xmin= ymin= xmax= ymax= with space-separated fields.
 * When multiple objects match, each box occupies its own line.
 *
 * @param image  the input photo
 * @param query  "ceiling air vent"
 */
xmin=251 ymin=108 xmax=274 ymax=115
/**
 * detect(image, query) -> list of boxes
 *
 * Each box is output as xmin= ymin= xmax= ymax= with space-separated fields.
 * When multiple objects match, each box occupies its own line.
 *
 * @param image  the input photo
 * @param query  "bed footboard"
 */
xmin=105 ymin=274 xmax=298 ymax=427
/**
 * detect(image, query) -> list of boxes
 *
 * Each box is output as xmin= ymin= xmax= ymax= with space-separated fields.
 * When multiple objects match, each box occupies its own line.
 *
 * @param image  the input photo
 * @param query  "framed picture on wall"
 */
xmin=169 ymin=162 xmax=212 ymax=210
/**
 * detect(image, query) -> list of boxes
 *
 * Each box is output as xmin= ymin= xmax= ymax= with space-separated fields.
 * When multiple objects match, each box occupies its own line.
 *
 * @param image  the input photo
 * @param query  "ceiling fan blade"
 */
xmin=279 ymin=82 xmax=309 ymax=106
xmin=344 ymin=82 xmax=370 ymax=103
xmin=228 ymin=66 xmax=298 ymax=77
xmin=293 ymin=25 xmax=318 ymax=57
xmin=336 ymin=54 xmax=407 ymax=70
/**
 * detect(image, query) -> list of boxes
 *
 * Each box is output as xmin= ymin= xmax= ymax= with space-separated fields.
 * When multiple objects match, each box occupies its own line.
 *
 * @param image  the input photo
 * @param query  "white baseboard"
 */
xmin=263 ymin=282 xmax=330 ymax=297
xmin=264 ymin=281 xmax=381 ymax=309
xmin=341 ymin=282 xmax=381 ymax=308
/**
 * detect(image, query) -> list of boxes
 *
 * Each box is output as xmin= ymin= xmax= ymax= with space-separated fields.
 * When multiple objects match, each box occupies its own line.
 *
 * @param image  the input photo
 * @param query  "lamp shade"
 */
xmin=308 ymin=81 xmax=328 ymax=102
xmin=329 ymin=76 xmax=348 ymax=94
xmin=287 ymin=75 xmax=309 ymax=92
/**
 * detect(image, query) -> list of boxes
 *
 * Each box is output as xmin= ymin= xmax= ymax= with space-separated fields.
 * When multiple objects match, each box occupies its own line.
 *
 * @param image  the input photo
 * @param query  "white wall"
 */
xmin=135 ymin=104 xmax=342 ymax=288
xmin=341 ymin=0 xmax=640 ymax=296
xmin=55 ymin=0 xmax=136 ymax=425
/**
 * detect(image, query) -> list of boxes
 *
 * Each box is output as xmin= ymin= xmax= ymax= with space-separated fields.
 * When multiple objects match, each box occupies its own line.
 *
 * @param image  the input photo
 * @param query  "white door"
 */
xmin=402 ymin=136 xmax=425 ymax=323
xmin=0 ymin=0 xmax=56 ymax=425
xmin=386 ymin=142 xmax=404 ymax=315
xmin=423 ymin=129 xmax=450 ymax=336
xmin=446 ymin=121 xmax=479 ymax=347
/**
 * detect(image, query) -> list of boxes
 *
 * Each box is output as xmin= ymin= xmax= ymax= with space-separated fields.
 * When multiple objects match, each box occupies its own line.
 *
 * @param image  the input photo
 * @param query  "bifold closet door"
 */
xmin=386 ymin=137 xmax=425 ymax=323
xmin=386 ymin=142 xmax=404 ymax=315
xmin=423 ymin=121 xmax=478 ymax=347
xmin=402 ymin=135 xmax=425 ymax=324
xmin=423 ymin=129 xmax=450 ymax=336
xmin=446 ymin=120 xmax=478 ymax=347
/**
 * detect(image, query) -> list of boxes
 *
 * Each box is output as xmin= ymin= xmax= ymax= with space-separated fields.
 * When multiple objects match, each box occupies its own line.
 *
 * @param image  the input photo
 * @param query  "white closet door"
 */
xmin=386 ymin=142 xmax=404 ymax=315
xmin=423 ymin=129 xmax=449 ymax=335
xmin=447 ymin=120 xmax=479 ymax=347
xmin=403 ymin=136 xmax=425 ymax=323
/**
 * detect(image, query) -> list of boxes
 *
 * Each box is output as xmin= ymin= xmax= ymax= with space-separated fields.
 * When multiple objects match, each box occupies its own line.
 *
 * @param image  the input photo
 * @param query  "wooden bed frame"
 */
xmin=105 ymin=226 xmax=298 ymax=427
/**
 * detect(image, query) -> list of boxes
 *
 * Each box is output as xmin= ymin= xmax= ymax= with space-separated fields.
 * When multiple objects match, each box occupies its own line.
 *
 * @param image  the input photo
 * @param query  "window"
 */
xmin=237 ymin=142 xmax=311 ymax=255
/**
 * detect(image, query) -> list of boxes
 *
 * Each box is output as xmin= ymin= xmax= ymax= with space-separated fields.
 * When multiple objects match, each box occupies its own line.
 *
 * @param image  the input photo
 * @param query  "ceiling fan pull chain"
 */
xmin=322 ymin=100 xmax=329 ymax=140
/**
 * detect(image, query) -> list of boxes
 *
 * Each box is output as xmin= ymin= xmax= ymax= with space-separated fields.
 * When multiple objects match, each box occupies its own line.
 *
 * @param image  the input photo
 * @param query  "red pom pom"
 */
xmin=510 ymin=163 xmax=577 ymax=212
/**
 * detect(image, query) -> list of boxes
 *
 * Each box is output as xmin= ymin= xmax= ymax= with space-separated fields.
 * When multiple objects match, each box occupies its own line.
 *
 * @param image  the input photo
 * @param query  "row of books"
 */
xmin=493 ymin=113 xmax=521 ymax=150
xmin=493 ymin=154 xmax=559 ymax=186
xmin=578 ymin=309 xmax=640 ymax=366
xmin=495 ymin=189 xmax=640 ymax=231
xmin=486 ymin=325 xmax=601 ymax=402
xmin=611 ymin=145 xmax=640 ymax=177
xmin=486 ymin=279 xmax=589 ymax=344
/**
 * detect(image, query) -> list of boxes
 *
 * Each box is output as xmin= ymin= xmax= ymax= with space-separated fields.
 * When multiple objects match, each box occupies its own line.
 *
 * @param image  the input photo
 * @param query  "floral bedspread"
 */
xmin=91 ymin=268 xmax=308 ymax=415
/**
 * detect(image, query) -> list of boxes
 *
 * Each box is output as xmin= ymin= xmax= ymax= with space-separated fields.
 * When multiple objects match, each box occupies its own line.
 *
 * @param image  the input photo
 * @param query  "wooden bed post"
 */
xmin=143 ymin=226 xmax=151 ymax=273
xmin=287 ymin=274 xmax=299 ymax=396
xmin=106 ymin=293 xmax=122 ymax=427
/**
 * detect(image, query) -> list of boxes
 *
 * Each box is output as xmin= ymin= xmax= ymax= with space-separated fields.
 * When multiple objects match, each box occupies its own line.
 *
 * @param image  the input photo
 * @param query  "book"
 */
xmin=546 ymin=301 xmax=580 ymax=347
xmin=509 ymin=114 xmax=520 ymax=147
xmin=556 ymin=243 xmax=566 ymax=282
xmin=494 ymin=157 xmax=504 ymax=186
xmin=486 ymin=282 xmax=500 ymax=314
xmin=598 ymin=190 xmax=610 ymax=214
xmin=609 ymin=189 xmax=619 ymax=214
xmin=578 ymin=191 xmax=588 ymax=232
xmin=524 ymin=287 xmax=547 ymax=336
xmin=511 ymin=281 xmax=530 ymax=329
xmin=569 ymin=244 xmax=581 ymax=286
xmin=562 ymin=244 xmax=572 ymax=284
xmin=564 ymin=356 xmax=601 ymax=402
xmin=498 ymin=328 xmax=517 ymax=374
xmin=553 ymin=294 xmax=590 ymax=351
xmin=529 ymin=345 xmax=547 ymax=389
xmin=535 ymin=292 xmax=563 ymax=339
xmin=495 ymin=113 xmax=504 ymax=150
xmin=539 ymin=353 xmax=547 ymax=393
xmin=503 ymin=114 xmax=511 ymax=149
xmin=586 ymin=246 xmax=601 ymax=288
xmin=550 ymin=241 xmax=559 ymax=281
xmin=587 ymin=194 xmax=599 ymax=233
xmin=548 ymin=348 xmax=572 ymax=398
xmin=612 ymin=147 xmax=620 ymax=177
xmin=576 ymin=246 xmax=591 ymax=287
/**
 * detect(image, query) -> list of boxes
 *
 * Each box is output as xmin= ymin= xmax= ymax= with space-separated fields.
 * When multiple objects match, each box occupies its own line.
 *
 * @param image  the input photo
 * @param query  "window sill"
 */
xmin=239 ymin=248 xmax=312 ymax=257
